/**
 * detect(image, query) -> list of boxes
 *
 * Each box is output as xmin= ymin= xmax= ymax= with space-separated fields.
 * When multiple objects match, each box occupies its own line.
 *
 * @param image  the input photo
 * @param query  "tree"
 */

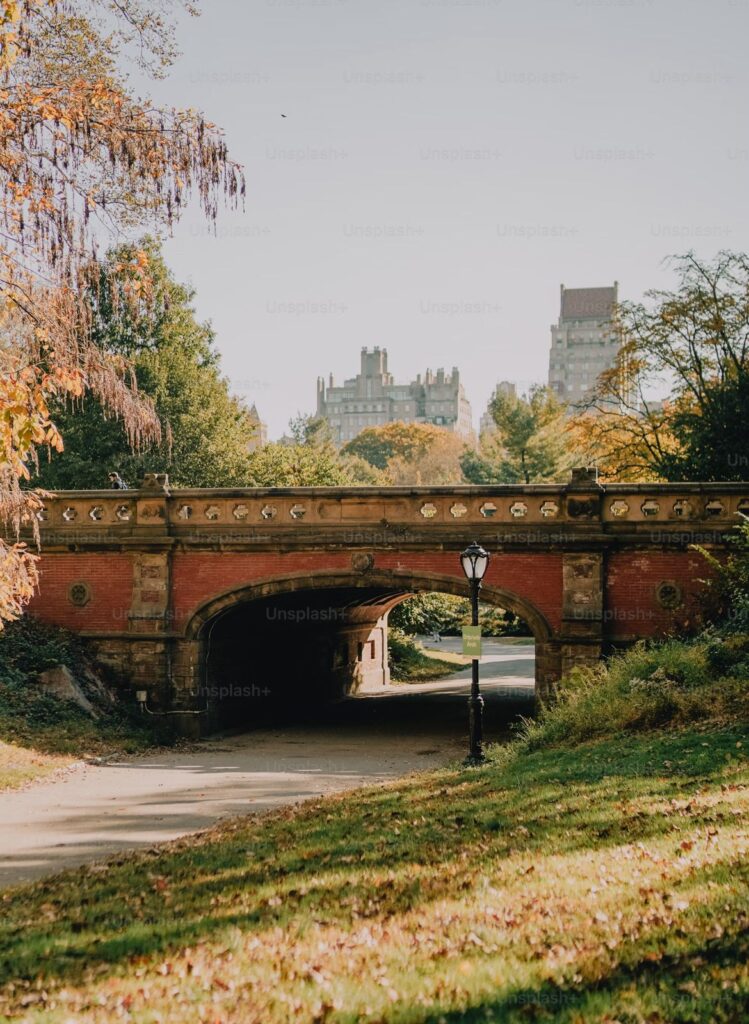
xmin=35 ymin=240 xmax=256 ymax=489
xmin=389 ymin=593 xmax=530 ymax=637
xmin=572 ymin=252 xmax=749 ymax=481
xmin=342 ymin=422 xmax=448 ymax=471
xmin=387 ymin=429 xmax=465 ymax=485
xmin=258 ymin=414 xmax=388 ymax=487
xmin=246 ymin=443 xmax=353 ymax=488
xmin=342 ymin=421 xmax=467 ymax=484
xmin=462 ymin=386 xmax=571 ymax=484
xmin=0 ymin=1 xmax=242 ymax=622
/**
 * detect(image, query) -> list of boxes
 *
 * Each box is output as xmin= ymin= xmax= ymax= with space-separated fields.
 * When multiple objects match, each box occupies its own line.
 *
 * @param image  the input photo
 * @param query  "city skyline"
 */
xmin=249 ymin=278 xmax=622 ymax=441
xmin=124 ymin=0 xmax=749 ymax=439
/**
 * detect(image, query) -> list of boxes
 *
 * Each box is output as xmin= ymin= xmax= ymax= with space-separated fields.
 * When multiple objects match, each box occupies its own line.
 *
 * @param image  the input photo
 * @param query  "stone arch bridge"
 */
xmin=20 ymin=470 xmax=748 ymax=732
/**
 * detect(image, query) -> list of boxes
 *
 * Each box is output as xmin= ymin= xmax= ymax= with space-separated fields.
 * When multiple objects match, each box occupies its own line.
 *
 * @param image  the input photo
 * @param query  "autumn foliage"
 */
xmin=0 ymin=0 xmax=243 ymax=623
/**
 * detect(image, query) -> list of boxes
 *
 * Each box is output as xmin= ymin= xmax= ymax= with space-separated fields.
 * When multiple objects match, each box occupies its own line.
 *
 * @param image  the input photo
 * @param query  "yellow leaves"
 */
xmin=0 ymin=3 xmax=240 ymax=628
xmin=0 ymin=540 xmax=39 ymax=626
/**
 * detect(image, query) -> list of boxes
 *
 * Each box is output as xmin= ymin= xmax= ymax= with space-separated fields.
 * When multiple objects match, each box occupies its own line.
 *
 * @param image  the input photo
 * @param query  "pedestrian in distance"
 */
xmin=108 ymin=472 xmax=129 ymax=490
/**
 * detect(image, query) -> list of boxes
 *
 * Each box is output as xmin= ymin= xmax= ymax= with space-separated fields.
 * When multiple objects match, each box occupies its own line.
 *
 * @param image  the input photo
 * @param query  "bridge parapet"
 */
xmin=24 ymin=480 xmax=749 ymax=550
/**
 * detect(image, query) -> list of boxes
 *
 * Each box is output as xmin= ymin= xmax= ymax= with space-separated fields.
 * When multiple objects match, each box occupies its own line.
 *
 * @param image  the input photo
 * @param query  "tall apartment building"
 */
xmin=479 ymin=380 xmax=517 ymax=435
xmin=548 ymin=283 xmax=621 ymax=407
xmin=316 ymin=347 xmax=473 ymax=445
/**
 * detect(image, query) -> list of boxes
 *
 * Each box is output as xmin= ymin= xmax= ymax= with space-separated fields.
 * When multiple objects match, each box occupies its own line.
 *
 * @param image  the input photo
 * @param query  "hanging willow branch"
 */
xmin=0 ymin=0 xmax=245 ymax=623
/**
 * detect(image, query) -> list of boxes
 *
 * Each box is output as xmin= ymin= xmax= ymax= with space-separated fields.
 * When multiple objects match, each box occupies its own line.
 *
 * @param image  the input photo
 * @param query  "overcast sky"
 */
xmin=139 ymin=0 xmax=747 ymax=439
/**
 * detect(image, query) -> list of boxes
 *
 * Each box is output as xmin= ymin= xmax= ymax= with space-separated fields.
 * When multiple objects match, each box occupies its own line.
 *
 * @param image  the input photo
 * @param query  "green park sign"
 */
xmin=462 ymin=626 xmax=482 ymax=658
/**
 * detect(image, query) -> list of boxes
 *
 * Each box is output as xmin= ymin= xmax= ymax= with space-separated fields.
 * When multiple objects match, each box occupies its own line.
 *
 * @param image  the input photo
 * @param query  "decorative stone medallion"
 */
xmin=419 ymin=502 xmax=438 ymax=519
xmin=509 ymin=501 xmax=528 ymax=518
xmin=449 ymin=502 xmax=468 ymax=518
xmin=351 ymin=552 xmax=374 ymax=573
xmin=68 ymin=581 xmax=92 ymax=607
xmin=655 ymin=580 xmax=683 ymax=610
xmin=640 ymin=499 xmax=660 ymax=517
xmin=540 ymin=500 xmax=559 ymax=518
xmin=260 ymin=504 xmax=277 ymax=520
xmin=289 ymin=503 xmax=307 ymax=520
xmin=704 ymin=499 xmax=725 ymax=518
xmin=479 ymin=502 xmax=497 ymax=518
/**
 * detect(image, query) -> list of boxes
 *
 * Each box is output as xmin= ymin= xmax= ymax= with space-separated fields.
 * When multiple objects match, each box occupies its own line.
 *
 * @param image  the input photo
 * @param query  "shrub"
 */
xmin=519 ymin=636 xmax=749 ymax=751
xmin=0 ymin=617 xmax=175 ymax=755
xmin=0 ymin=617 xmax=84 ymax=678
xmin=694 ymin=515 xmax=749 ymax=633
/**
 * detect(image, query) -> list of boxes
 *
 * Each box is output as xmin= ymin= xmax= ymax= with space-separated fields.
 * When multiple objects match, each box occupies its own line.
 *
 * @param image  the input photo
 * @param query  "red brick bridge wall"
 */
xmin=30 ymin=546 xmax=710 ymax=641
xmin=19 ymin=474 xmax=745 ymax=724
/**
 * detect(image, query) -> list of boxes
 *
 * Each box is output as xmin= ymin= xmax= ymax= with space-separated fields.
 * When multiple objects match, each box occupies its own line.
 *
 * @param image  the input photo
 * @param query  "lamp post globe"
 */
xmin=460 ymin=541 xmax=490 ymax=582
xmin=460 ymin=541 xmax=490 ymax=764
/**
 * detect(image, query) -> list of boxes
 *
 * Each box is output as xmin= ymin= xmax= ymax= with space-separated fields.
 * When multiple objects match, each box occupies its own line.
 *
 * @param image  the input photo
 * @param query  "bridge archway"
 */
xmin=177 ymin=569 xmax=557 ymax=729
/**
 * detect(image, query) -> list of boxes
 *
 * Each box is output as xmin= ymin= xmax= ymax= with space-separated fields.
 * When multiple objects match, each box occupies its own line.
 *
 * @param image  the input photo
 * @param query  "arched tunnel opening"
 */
xmin=198 ymin=581 xmax=537 ymax=742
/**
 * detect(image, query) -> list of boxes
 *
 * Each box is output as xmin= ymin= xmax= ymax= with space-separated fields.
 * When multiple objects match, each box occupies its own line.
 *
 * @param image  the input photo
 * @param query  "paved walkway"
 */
xmin=0 ymin=639 xmax=534 ymax=888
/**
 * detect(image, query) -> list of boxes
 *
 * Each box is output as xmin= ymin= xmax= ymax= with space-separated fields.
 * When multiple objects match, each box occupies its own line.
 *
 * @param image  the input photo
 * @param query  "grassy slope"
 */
xmin=389 ymin=633 xmax=466 ymax=683
xmin=0 ymin=619 xmax=175 ymax=790
xmin=0 ymin=722 xmax=747 ymax=1023
xmin=0 ymin=740 xmax=72 ymax=791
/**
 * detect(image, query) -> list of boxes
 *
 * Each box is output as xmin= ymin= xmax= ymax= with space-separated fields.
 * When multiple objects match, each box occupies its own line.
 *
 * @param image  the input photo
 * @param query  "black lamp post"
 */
xmin=460 ymin=541 xmax=490 ymax=763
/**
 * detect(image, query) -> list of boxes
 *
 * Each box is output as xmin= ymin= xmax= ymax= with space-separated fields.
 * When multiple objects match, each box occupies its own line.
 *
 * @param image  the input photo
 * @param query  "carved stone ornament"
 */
xmin=351 ymin=552 xmax=374 ymax=573
xmin=567 ymin=497 xmax=598 ymax=519
xmin=68 ymin=581 xmax=92 ymax=607
xmin=140 ymin=472 xmax=170 ymax=494
xmin=655 ymin=580 xmax=683 ymax=610
xmin=139 ymin=503 xmax=164 ymax=520
xmin=610 ymin=500 xmax=629 ymax=518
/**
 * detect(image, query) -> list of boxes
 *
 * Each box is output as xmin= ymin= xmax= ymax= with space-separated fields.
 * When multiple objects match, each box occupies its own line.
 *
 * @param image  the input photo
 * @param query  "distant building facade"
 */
xmin=548 ymin=283 xmax=622 ymax=407
xmin=479 ymin=380 xmax=517 ymax=435
xmin=247 ymin=403 xmax=268 ymax=451
xmin=316 ymin=348 xmax=473 ymax=445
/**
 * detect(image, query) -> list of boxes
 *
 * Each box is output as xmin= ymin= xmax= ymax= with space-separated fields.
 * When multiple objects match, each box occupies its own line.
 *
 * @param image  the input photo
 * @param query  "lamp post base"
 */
xmin=467 ymin=692 xmax=485 ymax=765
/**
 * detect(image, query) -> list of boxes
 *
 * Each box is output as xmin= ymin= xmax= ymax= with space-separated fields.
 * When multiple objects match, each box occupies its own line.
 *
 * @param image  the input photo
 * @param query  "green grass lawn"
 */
xmin=0 ymin=720 xmax=747 ymax=1023
xmin=389 ymin=631 xmax=466 ymax=683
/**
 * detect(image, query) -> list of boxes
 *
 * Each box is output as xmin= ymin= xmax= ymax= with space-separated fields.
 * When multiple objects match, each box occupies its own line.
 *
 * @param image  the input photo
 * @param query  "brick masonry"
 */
xmin=20 ymin=475 xmax=744 ymax=726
